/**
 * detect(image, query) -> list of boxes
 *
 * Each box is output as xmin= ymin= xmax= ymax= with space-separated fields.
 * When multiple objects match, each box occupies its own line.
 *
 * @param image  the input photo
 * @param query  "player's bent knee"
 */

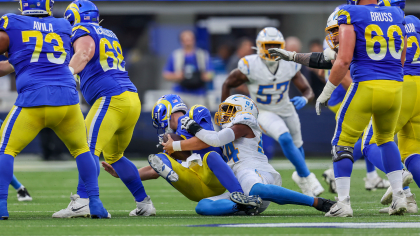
xmin=195 ymin=199 xmax=213 ymax=215
xmin=278 ymin=132 xmax=294 ymax=147
xmin=332 ymin=145 xmax=354 ymax=163
xmin=204 ymin=151 xmax=222 ymax=164
xmin=70 ymin=147 xmax=91 ymax=158
xmin=249 ymin=183 xmax=271 ymax=198
xmin=104 ymin=155 xmax=123 ymax=165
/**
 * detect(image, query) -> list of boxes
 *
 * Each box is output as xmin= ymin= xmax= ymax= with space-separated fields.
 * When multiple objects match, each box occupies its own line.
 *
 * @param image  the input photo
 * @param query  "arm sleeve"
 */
xmin=195 ymin=128 xmax=235 ymax=147
xmin=309 ymin=52 xmax=333 ymax=69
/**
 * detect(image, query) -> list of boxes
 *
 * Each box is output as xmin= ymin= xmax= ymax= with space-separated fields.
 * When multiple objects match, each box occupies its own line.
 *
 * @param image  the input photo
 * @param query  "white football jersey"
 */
xmin=238 ymin=54 xmax=302 ymax=117
xmin=222 ymin=112 xmax=277 ymax=175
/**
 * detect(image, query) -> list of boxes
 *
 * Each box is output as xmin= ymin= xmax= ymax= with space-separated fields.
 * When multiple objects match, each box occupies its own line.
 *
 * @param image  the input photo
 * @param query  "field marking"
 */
xmin=191 ymin=222 xmax=420 ymax=228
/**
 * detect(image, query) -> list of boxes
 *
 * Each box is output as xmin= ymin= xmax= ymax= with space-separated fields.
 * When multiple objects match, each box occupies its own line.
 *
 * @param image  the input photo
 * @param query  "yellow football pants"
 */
xmin=0 ymin=104 xmax=90 ymax=157
xmin=164 ymin=152 xmax=226 ymax=202
xmin=361 ymin=76 xmax=420 ymax=161
xmin=85 ymin=91 xmax=141 ymax=164
xmin=328 ymin=102 xmax=342 ymax=114
xmin=332 ymin=80 xmax=403 ymax=147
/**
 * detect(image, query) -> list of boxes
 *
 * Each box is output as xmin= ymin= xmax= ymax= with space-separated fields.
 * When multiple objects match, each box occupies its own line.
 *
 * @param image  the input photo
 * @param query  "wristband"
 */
xmin=173 ymin=141 xmax=182 ymax=152
xmin=323 ymin=81 xmax=338 ymax=97
xmin=69 ymin=66 xmax=75 ymax=75
xmin=302 ymin=96 xmax=308 ymax=104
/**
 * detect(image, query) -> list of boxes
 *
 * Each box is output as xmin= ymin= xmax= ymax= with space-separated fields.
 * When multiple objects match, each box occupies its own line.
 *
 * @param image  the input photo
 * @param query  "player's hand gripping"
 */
xmin=268 ymin=48 xmax=296 ymax=62
xmin=316 ymin=81 xmax=337 ymax=115
xmin=101 ymin=162 xmax=119 ymax=178
xmin=162 ymin=134 xmax=174 ymax=155
xmin=181 ymin=117 xmax=203 ymax=135
xmin=290 ymin=96 xmax=308 ymax=110
xmin=323 ymin=48 xmax=337 ymax=62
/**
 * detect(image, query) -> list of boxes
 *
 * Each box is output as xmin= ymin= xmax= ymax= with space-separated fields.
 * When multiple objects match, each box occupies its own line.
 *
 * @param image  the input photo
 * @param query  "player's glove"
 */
xmin=268 ymin=48 xmax=296 ymax=62
xmin=316 ymin=81 xmax=337 ymax=115
xmin=290 ymin=96 xmax=308 ymax=110
xmin=180 ymin=117 xmax=203 ymax=135
xmin=323 ymin=48 xmax=337 ymax=62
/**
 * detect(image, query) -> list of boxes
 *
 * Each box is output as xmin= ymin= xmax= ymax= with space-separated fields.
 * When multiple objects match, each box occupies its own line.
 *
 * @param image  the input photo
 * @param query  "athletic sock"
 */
xmin=353 ymin=139 xmax=364 ymax=162
xmin=75 ymin=152 xmax=100 ymax=197
xmin=387 ymin=170 xmax=403 ymax=194
xmin=366 ymin=170 xmax=379 ymax=180
xmin=405 ymin=154 xmax=420 ymax=188
xmin=111 ymin=156 xmax=147 ymax=202
xmin=0 ymin=154 xmax=14 ymax=201
xmin=206 ymin=152 xmax=243 ymax=193
xmin=298 ymin=146 xmax=305 ymax=160
xmin=10 ymin=174 xmax=22 ymax=190
xmin=77 ymin=154 xmax=100 ymax=199
xmin=379 ymin=142 xmax=402 ymax=174
xmin=195 ymin=199 xmax=238 ymax=215
xmin=249 ymin=183 xmax=314 ymax=206
xmin=335 ymin=177 xmax=351 ymax=201
xmin=363 ymin=144 xmax=386 ymax=173
xmin=278 ymin=133 xmax=310 ymax=177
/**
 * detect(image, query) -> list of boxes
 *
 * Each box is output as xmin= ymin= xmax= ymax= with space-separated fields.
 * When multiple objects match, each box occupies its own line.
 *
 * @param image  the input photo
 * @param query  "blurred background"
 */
xmin=1 ymin=0 xmax=419 ymax=160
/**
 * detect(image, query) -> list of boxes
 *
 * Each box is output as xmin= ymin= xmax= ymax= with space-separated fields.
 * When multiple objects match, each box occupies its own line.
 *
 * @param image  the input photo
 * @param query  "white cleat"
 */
xmin=292 ymin=171 xmax=314 ymax=197
xmin=308 ymin=173 xmax=324 ymax=196
xmin=148 ymin=154 xmax=179 ymax=183
xmin=17 ymin=187 xmax=32 ymax=202
xmin=379 ymin=194 xmax=418 ymax=214
xmin=364 ymin=176 xmax=390 ymax=191
xmin=52 ymin=193 xmax=90 ymax=218
xmin=389 ymin=190 xmax=407 ymax=215
xmin=322 ymin=168 xmax=337 ymax=193
xmin=325 ymin=196 xmax=353 ymax=217
xmin=381 ymin=170 xmax=413 ymax=205
xmin=129 ymin=196 xmax=156 ymax=216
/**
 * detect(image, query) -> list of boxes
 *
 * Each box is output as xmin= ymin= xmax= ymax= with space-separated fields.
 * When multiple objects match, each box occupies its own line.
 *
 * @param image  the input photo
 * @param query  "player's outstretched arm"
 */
xmin=70 ymin=36 xmax=96 ymax=75
xmin=291 ymin=72 xmax=314 ymax=110
xmin=268 ymin=48 xmax=334 ymax=69
xmin=163 ymin=135 xmax=209 ymax=155
xmin=0 ymin=60 xmax=14 ymax=77
xmin=221 ymin=69 xmax=249 ymax=101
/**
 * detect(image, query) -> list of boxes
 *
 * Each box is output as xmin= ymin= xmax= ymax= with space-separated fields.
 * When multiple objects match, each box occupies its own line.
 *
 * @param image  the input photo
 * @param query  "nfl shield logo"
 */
xmin=84 ymin=16 xmax=90 ymax=20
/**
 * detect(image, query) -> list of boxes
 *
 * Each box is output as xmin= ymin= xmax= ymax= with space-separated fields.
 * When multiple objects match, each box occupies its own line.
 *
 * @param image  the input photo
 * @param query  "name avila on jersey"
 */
xmin=405 ymin=23 xmax=416 ymax=34
xmin=33 ymin=21 xmax=53 ymax=32
xmin=370 ymin=12 xmax=393 ymax=22
xmin=94 ymin=26 xmax=118 ymax=39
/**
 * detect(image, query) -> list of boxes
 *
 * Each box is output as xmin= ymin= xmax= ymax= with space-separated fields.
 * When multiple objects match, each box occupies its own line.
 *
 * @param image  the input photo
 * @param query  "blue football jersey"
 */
xmin=176 ymin=105 xmax=223 ymax=158
xmin=71 ymin=23 xmax=137 ymax=105
xmin=337 ymin=5 xmax=406 ymax=82
xmin=0 ymin=14 xmax=78 ymax=107
xmin=404 ymin=15 xmax=420 ymax=76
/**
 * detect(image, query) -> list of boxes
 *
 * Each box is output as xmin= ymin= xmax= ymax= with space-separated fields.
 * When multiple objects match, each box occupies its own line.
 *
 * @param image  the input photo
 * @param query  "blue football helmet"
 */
xmin=152 ymin=94 xmax=188 ymax=135
xmin=64 ymin=0 xmax=99 ymax=26
xmin=20 ymin=0 xmax=54 ymax=16
xmin=347 ymin=0 xmax=379 ymax=5
xmin=378 ymin=0 xmax=405 ymax=10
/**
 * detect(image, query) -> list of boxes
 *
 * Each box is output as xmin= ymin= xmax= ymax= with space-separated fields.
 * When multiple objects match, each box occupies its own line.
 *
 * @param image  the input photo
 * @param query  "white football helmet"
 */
xmin=256 ymin=27 xmax=285 ymax=61
xmin=325 ymin=10 xmax=340 ymax=50
xmin=215 ymin=95 xmax=259 ymax=126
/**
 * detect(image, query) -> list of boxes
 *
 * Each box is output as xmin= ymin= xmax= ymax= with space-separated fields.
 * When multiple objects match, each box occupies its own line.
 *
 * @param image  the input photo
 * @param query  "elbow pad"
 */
xmin=195 ymin=128 xmax=235 ymax=147
xmin=309 ymin=52 xmax=333 ymax=69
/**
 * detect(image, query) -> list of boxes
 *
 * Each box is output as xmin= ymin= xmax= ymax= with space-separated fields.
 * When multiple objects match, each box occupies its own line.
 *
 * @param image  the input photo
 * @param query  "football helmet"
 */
xmin=64 ymin=0 xmax=99 ymax=26
xmin=256 ymin=27 xmax=285 ymax=61
xmin=20 ymin=0 xmax=54 ymax=16
xmin=378 ymin=0 xmax=406 ymax=10
xmin=215 ymin=95 xmax=258 ymax=126
xmin=347 ymin=0 xmax=379 ymax=5
xmin=325 ymin=10 xmax=341 ymax=50
xmin=152 ymin=94 xmax=188 ymax=135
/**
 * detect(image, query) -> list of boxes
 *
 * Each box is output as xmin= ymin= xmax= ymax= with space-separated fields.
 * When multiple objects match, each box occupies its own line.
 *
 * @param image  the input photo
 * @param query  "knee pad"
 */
xmin=332 ymin=146 xmax=354 ymax=163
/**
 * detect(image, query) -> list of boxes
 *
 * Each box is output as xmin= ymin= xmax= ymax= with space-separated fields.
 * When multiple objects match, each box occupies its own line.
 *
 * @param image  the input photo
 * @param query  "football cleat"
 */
xmin=17 ymin=187 xmax=32 ymax=202
xmin=364 ymin=176 xmax=390 ymax=191
xmin=308 ymin=173 xmax=324 ymax=196
xmin=292 ymin=171 xmax=315 ymax=197
xmin=129 ymin=196 xmax=156 ymax=216
xmin=314 ymin=198 xmax=336 ymax=213
xmin=325 ymin=196 xmax=353 ymax=217
xmin=389 ymin=190 xmax=407 ymax=215
xmin=89 ymin=197 xmax=111 ymax=219
xmin=148 ymin=154 xmax=179 ymax=183
xmin=381 ymin=170 xmax=413 ymax=205
xmin=379 ymin=194 xmax=418 ymax=214
xmin=52 ymin=193 xmax=90 ymax=218
xmin=230 ymin=192 xmax=262 ymax=208
xmin=322 ymin=168 xmax=337 ymax=193
xmin=0 ymin=199 xmax=8 ymax=220
xmin=236 ymin=204 xmax=259 ymax=216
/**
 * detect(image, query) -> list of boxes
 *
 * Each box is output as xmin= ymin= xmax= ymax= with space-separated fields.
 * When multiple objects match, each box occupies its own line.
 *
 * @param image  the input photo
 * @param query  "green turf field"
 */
xmin=3 ymin=158 xmax=420 ymax=235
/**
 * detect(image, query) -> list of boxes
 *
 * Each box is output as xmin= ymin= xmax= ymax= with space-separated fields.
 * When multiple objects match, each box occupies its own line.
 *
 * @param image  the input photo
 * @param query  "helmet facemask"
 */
xmin=326 ymin=26 xmax=339 ymax=50
xmin=257 ymin=41 xmax=285 ymax=61
xmin=214 ymin=103 xmax=242 ymax=126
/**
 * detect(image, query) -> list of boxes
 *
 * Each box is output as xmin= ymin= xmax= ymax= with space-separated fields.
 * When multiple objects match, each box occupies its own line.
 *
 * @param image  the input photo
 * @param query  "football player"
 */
xmin=0 ymin=0 xmax=109 ymax=219
xmin=316 ymin=0 xmax=407 ymax=216
xmin=163 ymin=95 xmax=336 ymax=215
xmin=53 ymin=0 xmax=154 ymax=218
xmin=269 ymin=8 xmax=390 ymax=193
xmin=221 ymin=27 xmax=324 ymax=197
xmin=104 ymin=94 xmax=262 ymax=215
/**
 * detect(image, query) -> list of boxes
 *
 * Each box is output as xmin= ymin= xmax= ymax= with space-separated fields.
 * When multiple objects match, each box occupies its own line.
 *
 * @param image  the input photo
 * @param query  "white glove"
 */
xmin=316 ymin=81 xmax=337 ymax=115
xmin=180 ymin=117 xmax=197 ymax=131
xmin=268 ymin=48 xmax=296 ymax=62
xmin=323 ymin=48 xmax=337 ymax=62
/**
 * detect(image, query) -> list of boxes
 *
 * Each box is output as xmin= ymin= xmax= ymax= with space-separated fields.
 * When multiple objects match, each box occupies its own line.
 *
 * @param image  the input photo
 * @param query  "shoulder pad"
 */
xmin=0 ymin=14 xmax=16 ymax=31
xmin=189 ymin=105 xmax=210 ymax=120
xmin=337 ymin=7 xmax=353 ymax=26
xmin=230 ymin=112 xmax=261 ymax=137
xmin=72 ymin=24 xmax=92 ymax=34
xmin=238 ymin=57 xmax=250 ymax=76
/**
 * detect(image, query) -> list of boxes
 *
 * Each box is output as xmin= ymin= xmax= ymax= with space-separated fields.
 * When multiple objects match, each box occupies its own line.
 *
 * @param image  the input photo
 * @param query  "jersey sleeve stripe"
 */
xmin=1 ymin=16 xmax=8 ymax=29
xmin=338 ymin=10 xmax=352 ymax=25
xmin=241 ymin=58 xmax=250 ymax=74
xmin=72 ymin=25 xmax=90 ymax=34
xmin=189 ymin=105 xmax=206 ymax=119
xmin=382 ymin=0 xmax=392 ymax=6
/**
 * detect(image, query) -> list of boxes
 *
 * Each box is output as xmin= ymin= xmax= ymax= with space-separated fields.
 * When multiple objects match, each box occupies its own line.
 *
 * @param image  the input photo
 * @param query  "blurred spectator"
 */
xmin=285 ymin=36 xmax=302 ymax=53
xmin=163 ymin=30 xmax=213 ymax=107
xmin=308 ymin=39 xmax=327 ymax=98
xmin=226 ymin=38 xmax=253 ymax=72
xmin=309 ymin=39 xmax=325 ymax=78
